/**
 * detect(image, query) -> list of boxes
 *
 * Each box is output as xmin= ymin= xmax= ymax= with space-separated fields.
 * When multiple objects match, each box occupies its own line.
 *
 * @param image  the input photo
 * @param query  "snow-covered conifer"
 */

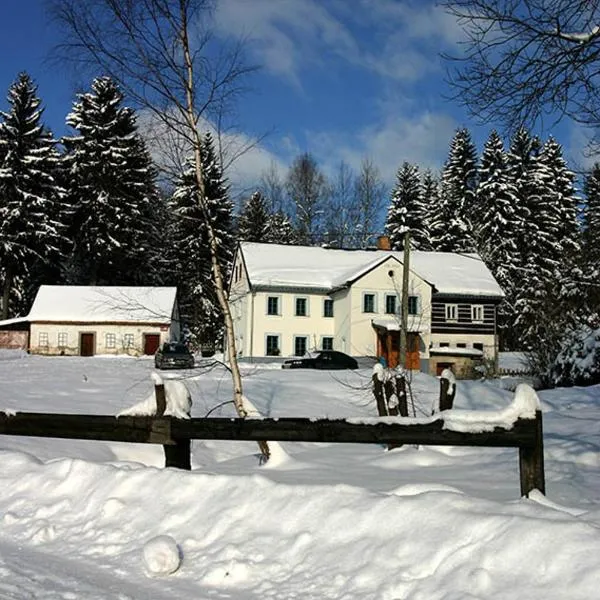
xmin=169 ymin=132 xmax=234 ymax=347
xmin=264 ymin=210 xmax=297 ymax=244
xmin=0 ymin=72 xmax=65 ymax=318
xmin=583 ymin=163 xmax=600 ymax=280
xmin=429 ymin=128 xmax=478 ymax=252
xmin=63 ymin=76 xmax=160 ymax=285
xmin=475 ymin=130 xmax=522 ymax=348
xmin=237 ymin=190 xmax=270 ymax=242
xmin=386 ymin=162 xmax=429 ymax=250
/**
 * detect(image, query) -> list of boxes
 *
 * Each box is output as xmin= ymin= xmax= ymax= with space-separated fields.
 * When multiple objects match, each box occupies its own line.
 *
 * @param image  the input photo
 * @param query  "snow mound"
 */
xmin=118 ymin=377 xmax=192 ymax=418
xmin=143 ymin=535 xmax=181 ymax=576
xmin=443 ymin=384 xmax=541 ymax=433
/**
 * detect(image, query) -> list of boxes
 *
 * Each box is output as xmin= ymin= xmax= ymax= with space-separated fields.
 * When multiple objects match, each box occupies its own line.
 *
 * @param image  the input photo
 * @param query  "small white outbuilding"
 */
xmin=0 ymin=285 xmax=180 ymax=357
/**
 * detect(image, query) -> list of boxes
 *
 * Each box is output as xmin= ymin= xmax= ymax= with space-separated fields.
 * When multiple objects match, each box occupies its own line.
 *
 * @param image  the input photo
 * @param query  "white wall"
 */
xmin=250 ymin=290 xmax=335 ymax=357
xmin=347 ymin=258 xmax=432 ymax=357
xmin=30 ymin=323 xmax=170 ymax=356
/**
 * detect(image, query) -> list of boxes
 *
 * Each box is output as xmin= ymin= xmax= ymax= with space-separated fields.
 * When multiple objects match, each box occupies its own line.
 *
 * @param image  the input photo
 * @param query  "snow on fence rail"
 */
xmin=0 ymin=385 xmax=545 ymax=498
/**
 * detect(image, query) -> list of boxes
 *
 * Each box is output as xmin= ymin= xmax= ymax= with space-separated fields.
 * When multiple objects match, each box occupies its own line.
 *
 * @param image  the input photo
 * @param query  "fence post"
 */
xmin=437 ymin=374 xmax=456 ymax=412
xmin=519 ymin=410 xmax=545 ymax=497
xmin=372 ymin=373 xmax=387 ymax=416
xmin=154 ymin=383 xmax=191 ymax=470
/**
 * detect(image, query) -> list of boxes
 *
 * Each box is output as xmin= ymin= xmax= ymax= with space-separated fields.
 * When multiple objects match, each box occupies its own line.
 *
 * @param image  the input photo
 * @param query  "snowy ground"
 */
xmin=0 ymin=351 xmax=599 ymax=599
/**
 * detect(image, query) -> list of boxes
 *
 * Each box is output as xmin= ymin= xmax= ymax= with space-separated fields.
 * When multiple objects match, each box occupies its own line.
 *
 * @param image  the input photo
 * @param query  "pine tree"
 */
xmin=264 ymin=210 xmax=297 ymax=244
xmin=475 ymin=130 xmax=522 ymax=349
xmin=169 ymin=132 xmax=234 ymax=347
xmin=429 ymin=128 xmax=478 ymax=252
xmin=514 ymin=136 xmax=581 ymax=354
xmin=417 ymin=169 xmax=438 ymax=251
xmin=386 ymin=162 xmax=428 ymax=250
xmin=237 ymin=190 xmax=270 ymax=242
xmin=63 ymin=76 xmax=160 ymax=285
xmin=0 ymin=72 xmax=65 ymax=318
xmin=583 ymin=163 xmax=600 ymax=282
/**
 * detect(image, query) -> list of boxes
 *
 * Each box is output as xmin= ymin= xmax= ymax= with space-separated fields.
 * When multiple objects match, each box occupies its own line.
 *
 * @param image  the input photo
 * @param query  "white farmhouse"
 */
xmin=0 ymin=286 xmax=179 ymax=356
xmin=228 ymin=241 xmax=504 ymax=377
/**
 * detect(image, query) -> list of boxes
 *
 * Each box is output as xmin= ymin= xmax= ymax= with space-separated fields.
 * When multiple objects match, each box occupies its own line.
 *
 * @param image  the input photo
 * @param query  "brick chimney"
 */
xmin=376 ymin=235 xmax=391 ymax=250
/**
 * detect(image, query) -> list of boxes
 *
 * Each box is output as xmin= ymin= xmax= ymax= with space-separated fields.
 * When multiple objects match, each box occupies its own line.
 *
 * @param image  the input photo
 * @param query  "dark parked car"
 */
xmin=155 ymin=342 xmax=195 ymax=370
xmin=282 ymin=350 xmax=358 ymax=370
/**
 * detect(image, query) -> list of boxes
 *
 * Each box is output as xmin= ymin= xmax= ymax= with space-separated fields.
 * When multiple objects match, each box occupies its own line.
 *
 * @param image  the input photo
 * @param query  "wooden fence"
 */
xmin=0 ymin=408 xmax=545 ymax=498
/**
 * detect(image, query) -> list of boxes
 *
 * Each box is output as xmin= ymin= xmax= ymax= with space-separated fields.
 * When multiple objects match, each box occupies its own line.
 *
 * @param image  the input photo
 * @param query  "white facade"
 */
xmin=230 ymin=248 xmax=434 ymax=360
xmin=29 ymin=322 xmax=172 ymax=356
xmin=15 ymin=286 xmax=180 ymax=356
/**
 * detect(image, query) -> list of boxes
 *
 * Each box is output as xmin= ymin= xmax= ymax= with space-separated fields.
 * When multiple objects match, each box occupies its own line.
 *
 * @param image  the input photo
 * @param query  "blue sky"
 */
xmin=0 ymin=0 xmax=591 ymax=191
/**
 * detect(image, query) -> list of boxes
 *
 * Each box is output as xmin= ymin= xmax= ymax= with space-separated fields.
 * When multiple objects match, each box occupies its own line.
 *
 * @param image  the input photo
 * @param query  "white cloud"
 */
xmin=213 ymin=0 xmax=462 ymax=85
xmin=213 ymin=0 xmax=359 ymax=87
xmin=307 ymin=111 xmax=457 ymax=183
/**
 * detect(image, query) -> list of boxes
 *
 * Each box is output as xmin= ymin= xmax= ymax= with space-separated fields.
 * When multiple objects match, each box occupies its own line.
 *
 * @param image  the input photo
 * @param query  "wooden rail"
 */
xmin=0 ymin=410 xmax=545 ymax=497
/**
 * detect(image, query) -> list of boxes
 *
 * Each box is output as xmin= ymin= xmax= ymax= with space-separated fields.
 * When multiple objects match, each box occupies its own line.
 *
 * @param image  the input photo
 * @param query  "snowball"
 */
xmin=143 ymin=535 xmax=181 ymax=576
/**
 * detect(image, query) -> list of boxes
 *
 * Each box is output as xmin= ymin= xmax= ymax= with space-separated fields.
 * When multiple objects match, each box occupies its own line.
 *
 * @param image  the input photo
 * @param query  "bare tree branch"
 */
xmin=443 ymin=0 xmax=600 ymax=140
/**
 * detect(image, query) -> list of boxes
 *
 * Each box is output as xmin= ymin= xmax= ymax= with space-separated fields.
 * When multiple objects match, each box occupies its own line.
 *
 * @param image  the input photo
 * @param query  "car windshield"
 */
xmin=163 ymin=343 xmax=189 ymax=354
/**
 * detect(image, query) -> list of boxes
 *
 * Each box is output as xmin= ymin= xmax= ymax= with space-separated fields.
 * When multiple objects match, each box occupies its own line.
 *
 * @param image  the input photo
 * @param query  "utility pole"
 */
xmin=399 ymin=230 xmax=410 ymax=369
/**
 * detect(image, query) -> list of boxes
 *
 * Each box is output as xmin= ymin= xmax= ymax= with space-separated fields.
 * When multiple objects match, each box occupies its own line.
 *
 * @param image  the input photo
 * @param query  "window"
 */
xmin=385 ymin=295 xmax=397 ymax=315
xmin=457 ymin=343 xmax=467 ymax=348
xmin=105 ymin=333 xmax=116 ymax=349
xmin=267 ymin=296 xmax=279 ymax=316
xmin=363 ymin=293 xmax=376 ymax=313
xmin=295 ymin=297 xmax=308 ymax=317
xmin=321 ymin=336 xmax=334 ymax=351
xmin=445 ymin=304 xmax=458 ymax=321
xmin=473 ymin=342 xmax=484 ymax=352
xmin=38 ymin=332 xmax=49 ymax=347
xmin=294 ymin=336 xmax=308 ymax=356
xmin=323 ymin=298 xmax=334 ymax=318
xmin=439 ymin=342 xmax=450 ymax=347
xmin=123 ymin=333 xmax=134 ymax=348
xmin=408 ymin=295 xmax=420 ymax=315
xmin=57 ymin=332 xmax=68 ymax=347
xmin=266 ymin=335 xmax=280 ymax=356
xmin=471 ymin=305 xmax=484 ymax=322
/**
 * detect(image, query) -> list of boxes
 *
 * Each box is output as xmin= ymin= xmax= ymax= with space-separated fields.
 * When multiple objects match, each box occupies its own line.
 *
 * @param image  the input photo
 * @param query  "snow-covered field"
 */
xmin=0 ymin=351 xmax=599 ymax=599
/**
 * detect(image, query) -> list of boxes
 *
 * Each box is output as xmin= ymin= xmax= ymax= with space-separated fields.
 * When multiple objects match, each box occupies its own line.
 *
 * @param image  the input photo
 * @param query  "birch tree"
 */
xmin=53 ymin=0 xmax=269 ymax=457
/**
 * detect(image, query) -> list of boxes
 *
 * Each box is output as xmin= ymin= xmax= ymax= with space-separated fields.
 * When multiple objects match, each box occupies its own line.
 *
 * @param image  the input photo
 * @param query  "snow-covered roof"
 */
xmin=430 ymin=347 xmax=484 ymax=357
xmin=25 ymin=286 xmax=177 ymax=323
xmin=372 ymin=317 xmax=429 ymax=333
xmin=0 ymin=316 xmax=30 ymax=328
xmin=240 ymin=243 xmax=504 ymax=297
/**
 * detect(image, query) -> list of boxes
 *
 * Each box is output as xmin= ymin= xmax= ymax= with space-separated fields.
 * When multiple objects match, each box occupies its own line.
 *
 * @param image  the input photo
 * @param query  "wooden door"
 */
xmin=143 ymin=333 xmax=160 ymax=355
xmin=80 ymin=333 xmax=95 ymax=356
xmin=406 ymin=334 xmax=420 ymax=370
xmin=436 ymin=362 xmax=454 ymax=376
xmin=377 ymin=331 xmax=420 ymax=369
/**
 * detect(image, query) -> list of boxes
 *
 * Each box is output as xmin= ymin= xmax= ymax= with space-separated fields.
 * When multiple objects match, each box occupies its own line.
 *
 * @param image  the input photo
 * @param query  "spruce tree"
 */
xmin=264 ymin=211 xmax=297 ymax=244
xmin=418 ymin=169 xmax=438 ymax=251
xmin=475 ymin=130 xmax=522 ymax=349
xmin=237 ymin=190 xmax=270 ymax=242
xmin=385 ymin=162 xmax=428 ymax=250
xmin=583 ymin=163 xmax=600 ymax=282
xmin=0 ymin=72 xmax=65 ymax=318
xmin=429 ymin=128 xmax=478 ymax=252
xmin=169 ymin=132 xmax=234 ymax=347
xmin=63 ymin=76 xmax=159 ymax=285
xmin=514 ymin=136 xmax=581 ymax=354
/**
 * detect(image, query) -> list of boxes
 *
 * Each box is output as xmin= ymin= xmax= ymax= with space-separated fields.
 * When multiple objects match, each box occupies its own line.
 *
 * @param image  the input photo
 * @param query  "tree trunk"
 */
xmin=2 ymin=267 xmax=13 ymax=320
xmin=179 ymin=6 xmax=269 ymax=460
